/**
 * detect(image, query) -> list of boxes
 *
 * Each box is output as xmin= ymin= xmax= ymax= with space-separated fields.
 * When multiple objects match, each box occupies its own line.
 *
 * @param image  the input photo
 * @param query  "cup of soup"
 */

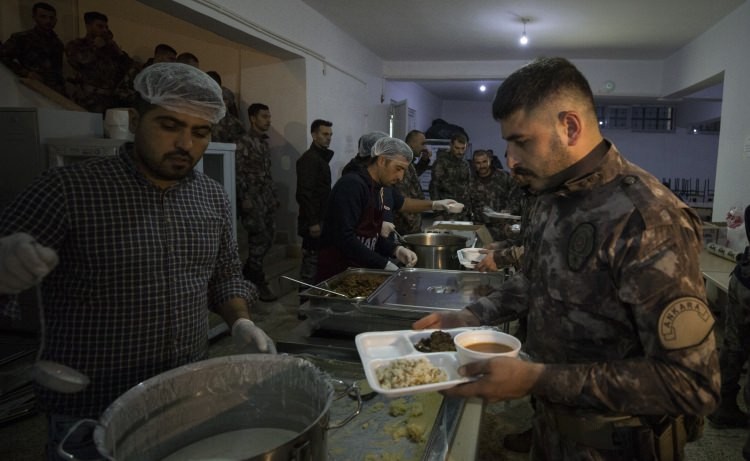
xmin=454 ymin=330 xmax=521 ymax=366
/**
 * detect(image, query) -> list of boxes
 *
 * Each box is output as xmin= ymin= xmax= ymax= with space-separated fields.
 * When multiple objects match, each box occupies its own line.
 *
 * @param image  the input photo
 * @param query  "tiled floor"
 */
xmin=1 ymin=289 xmax=748 ymax=460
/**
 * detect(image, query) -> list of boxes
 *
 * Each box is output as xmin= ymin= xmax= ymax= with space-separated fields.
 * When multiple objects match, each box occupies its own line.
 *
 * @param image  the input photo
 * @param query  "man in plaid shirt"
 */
xmin=0 ymin=63 xmax=274 ymax=460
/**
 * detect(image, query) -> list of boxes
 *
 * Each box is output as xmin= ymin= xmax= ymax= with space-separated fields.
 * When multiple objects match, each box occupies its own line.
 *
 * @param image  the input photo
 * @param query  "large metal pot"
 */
xmin=403 ymin=233 xmax=467 ymax=270
xmin=60 ymin=355 xmax=360 ymax=461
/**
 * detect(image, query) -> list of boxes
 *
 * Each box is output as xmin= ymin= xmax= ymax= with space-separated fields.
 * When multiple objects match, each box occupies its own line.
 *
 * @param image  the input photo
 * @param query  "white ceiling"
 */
xmin=302 ymin=0 xmax=744 ymax=101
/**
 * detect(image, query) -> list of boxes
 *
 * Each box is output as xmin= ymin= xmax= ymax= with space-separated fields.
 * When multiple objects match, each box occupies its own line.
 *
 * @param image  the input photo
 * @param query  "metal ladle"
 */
xmin=281 ymin=275 xmax=350 ymax=298
xmin=32 ymin=285 xmax=90 ymax=393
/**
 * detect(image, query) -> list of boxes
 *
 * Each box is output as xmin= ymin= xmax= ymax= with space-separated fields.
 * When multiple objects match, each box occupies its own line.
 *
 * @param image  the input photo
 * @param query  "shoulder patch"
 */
xmin=658 ymin=297 xmax=714 ymax=350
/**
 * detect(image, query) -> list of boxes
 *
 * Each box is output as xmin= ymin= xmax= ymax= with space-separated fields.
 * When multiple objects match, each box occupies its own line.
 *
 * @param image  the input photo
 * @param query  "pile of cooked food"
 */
xmin=376 ymin=357 xmax=447 ymax=389
xmin=328 ymin=273 xmax=389 ymax=298
xmin=414 ymin=330 xmax=456 ymax=352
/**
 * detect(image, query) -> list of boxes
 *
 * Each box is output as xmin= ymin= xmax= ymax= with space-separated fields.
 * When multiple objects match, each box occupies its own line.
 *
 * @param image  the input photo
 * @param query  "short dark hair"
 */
xmin=206 ymin=71 xmax=221 ymax=85
xmin=450 ymin=133 xmax=468 ymax=145
xmin=154 ymin=43 xmax=177 ymax=56
xmin=405 ymin=130 xmax=424 ymax=144
xmin=472 ymin=149 xmax=490 ymax=160
xmin=248 ymin=103 xmax=269 ymax=118
xmin=176 ymin=52 xmax=199 ymax=65
xmin=310 ymin=119 xmax=332 ymax=133
xmin=83 ymin=11 xmax=108 ymax=24
xmin=33 ymin=2 xmax=55 ymax=14
xmin=133 ymin=93 xmax=158 ymax=118
xmin=492 ymin=57 xmax=596 ymax=121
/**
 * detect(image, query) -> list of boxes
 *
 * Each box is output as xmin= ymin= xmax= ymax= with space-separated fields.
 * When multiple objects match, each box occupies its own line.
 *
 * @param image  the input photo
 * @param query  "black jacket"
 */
xmin=296 ymin=143 xmax=334 ymax=237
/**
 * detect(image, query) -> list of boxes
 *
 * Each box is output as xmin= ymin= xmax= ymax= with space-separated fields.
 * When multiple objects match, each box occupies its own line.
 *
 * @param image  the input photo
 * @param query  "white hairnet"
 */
xmin=133 ymin=63 xmax=226 ymax=124
xmin=357 ymin=131 xmax=389 ymax=157
xmin=372 ymin=137 xmax=414 ymax=162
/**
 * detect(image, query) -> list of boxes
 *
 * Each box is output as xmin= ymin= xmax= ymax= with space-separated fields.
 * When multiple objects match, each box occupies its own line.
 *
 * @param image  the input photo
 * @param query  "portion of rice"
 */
xmin=376 ymin=357 xmax=447 ymax=389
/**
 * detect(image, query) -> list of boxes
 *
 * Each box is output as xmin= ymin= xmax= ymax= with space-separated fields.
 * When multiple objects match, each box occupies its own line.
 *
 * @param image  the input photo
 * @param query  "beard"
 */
xmin=137 ymin=149 xmax=196 ymax=182
xmin=511 ymin=132 xmax=567 ymax=191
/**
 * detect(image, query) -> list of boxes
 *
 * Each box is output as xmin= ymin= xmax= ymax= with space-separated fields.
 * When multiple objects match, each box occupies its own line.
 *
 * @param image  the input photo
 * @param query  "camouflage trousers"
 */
xmin=240 ymin=211 xmax=275 ymax=286
xmin=719 ymin=275 xmax=750 ymax=397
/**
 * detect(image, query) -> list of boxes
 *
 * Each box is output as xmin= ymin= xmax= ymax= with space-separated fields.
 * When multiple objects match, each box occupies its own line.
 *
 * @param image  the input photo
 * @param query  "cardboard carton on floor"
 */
xmin=426 ymin=221 xmax=494 ymax=248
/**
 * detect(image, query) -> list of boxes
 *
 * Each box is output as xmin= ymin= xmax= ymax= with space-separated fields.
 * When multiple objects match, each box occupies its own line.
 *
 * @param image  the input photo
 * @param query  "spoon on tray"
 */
xmin=281 ymin=275 xmax=350 ymax=299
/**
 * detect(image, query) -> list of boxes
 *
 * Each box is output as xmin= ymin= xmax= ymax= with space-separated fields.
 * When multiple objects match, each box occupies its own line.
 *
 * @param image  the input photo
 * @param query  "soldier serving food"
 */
xmin=413 ymin=57 xmax=719 ymax=460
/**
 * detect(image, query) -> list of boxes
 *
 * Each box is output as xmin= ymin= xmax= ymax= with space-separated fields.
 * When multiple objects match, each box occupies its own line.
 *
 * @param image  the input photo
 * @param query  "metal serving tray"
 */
xmin=360 ymin=268 xmax=505 ymax=318
xmin=300 ymin=267 xmax=394 ymax=311
xmin=300 ymin=268 xmax=505 ymax=335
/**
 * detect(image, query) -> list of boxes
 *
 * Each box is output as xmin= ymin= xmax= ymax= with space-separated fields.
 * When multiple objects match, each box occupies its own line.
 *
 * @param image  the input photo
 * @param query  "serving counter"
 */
xmin=700 ymin=246 xmax=736 ymax=309
xmin=278 ymin=267 xmax=506 ymax=459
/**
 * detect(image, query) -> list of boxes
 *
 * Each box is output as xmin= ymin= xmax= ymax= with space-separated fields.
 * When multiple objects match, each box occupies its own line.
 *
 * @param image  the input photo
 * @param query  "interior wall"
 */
xmin=385 ymin=81 xmax=443 ymax=137
xmin=662 ymin=1 xmax=750 ymax=218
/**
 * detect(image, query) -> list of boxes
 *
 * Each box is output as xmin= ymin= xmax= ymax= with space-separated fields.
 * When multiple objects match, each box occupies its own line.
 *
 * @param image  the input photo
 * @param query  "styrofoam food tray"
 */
xmin=483 ymin=211 xmax=521 ymax=220
xmin=355 ymin=328 xmax=477 ymax=397
xmin=457 ymin=248 xmax=486 ymax=269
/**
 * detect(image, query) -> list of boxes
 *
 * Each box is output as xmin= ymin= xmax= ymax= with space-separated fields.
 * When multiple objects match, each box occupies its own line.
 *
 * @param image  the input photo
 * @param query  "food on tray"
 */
xmin=328 ymin=273 xmax=389 ymax=298
xmin=414 ymin=330 xmax=456 ymax=352
xmin=376 ymin=358 xmax=447 ymax=389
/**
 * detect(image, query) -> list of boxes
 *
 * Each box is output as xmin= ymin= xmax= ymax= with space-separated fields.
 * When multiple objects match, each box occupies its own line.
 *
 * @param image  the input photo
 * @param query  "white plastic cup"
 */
xmin=104 ymin=108 xmax=134 ymax=141
xmin=447 ymin=202 xmax=465 ymax=213
xmin=454 ymin=330 xmax=521 ymax=366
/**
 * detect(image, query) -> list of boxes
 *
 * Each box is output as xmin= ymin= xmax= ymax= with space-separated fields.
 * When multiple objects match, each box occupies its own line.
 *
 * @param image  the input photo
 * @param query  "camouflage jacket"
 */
xmin=211 ymin=113 xmax=246 ymax=144
xmin=468 ymin=141 xmax=719 ymax=417
xmin=0 ymin=27 xmax=65 ymax=94
xmin=469 ymin=170 xmax=514 ymax=239
xmin=235 ymin=131 xmax=278 ymax=216
xmin=65 ymin=37 xmax=132 ymax=90
xmin=429 ymin=152 xmax=472 ymax=220
xmin=394 ymin=163 xmax=424 ymax=235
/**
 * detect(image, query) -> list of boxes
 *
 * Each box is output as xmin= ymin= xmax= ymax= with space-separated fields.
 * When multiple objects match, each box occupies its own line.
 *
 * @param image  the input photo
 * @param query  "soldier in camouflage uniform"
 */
xmin=236 ymin=103 xmax=279 ymax=302
xmin=394 ymin=130 xmax=428 ymax=235
xmin=0 ymin=2 xmax=65 ymax=96
xmin=66 ymin=12 xmax=133 ymax=113
xmin=468 ymin=149 xmax=515 ymax=241
xmin=429 ymin=133 xmax=472 ymax=221
xmin=414 ymin=57 xmax=719 ymax=461
xmin=207 ymin=71 xmax=246 ymax=144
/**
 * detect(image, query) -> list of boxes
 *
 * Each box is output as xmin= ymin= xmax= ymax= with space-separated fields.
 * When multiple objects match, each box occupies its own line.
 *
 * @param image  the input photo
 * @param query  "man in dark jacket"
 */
xmin=295 ymin=119 xmax=334 ymax=285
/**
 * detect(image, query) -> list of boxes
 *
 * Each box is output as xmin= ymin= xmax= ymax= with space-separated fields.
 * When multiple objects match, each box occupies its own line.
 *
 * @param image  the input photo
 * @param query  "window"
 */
xmin=631 ymin=105 xmax=674 ymax=132
xmin=595 ymin=105 xmax=630 ymax=129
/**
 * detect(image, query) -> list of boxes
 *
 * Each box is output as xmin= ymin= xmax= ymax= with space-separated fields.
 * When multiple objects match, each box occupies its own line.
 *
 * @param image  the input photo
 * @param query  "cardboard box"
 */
xmin=426 ymin=221 xmax=494 ymax=248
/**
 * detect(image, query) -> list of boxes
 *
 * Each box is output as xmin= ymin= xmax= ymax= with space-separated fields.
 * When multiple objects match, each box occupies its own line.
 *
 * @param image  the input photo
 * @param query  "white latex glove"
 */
xmin=384 ymin=261 xmax=399 ymax=271
xmin=232 ymin=318 xmax=277 ymax=354
xmin=432 ymin=199 xmax=465 ymax=213
xmin=0 ymin=233 xmax=59 ymax=294
xmin=395 ymin=246 xmax=418 ymax=267
xmin=380 ymin=221 xmax=396 ymax=238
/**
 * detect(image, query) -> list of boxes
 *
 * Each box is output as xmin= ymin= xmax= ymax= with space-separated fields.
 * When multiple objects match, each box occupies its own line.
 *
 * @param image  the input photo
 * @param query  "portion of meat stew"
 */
xmin=328 ymin=273 xmax=389 ymax=298
xmin=415 ymin=331 xmax=456 ymax=352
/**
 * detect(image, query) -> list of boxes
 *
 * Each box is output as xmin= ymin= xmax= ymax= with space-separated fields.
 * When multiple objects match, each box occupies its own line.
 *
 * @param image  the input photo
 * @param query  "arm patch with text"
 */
xmin=658 ymin=297 xmax=715 ymax=350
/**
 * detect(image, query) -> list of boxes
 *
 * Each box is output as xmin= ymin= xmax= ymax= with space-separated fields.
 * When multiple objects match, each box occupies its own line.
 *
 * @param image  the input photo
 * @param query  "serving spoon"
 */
xmin=281 ymin=275 xmax=350 ymax=299
xmin=32 ymin=284 xmax=90 ymax=393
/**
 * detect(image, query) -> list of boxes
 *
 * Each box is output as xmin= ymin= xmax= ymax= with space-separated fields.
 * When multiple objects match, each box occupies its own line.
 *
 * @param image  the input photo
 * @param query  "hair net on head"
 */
xmin=357 ymin=131 xmax=389 ymax=157
xmin=372 ymin=137 xmax=414 ymax=162
xmin=134 ymin=63 xmax=226 ymax=124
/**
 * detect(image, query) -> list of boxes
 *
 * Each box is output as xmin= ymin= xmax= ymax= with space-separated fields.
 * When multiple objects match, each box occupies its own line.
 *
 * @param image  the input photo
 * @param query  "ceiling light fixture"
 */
xmin=479 ymin=85 xmax=486 ymax=92
xmin=519 ymin=18 xmax=529 ymax=46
